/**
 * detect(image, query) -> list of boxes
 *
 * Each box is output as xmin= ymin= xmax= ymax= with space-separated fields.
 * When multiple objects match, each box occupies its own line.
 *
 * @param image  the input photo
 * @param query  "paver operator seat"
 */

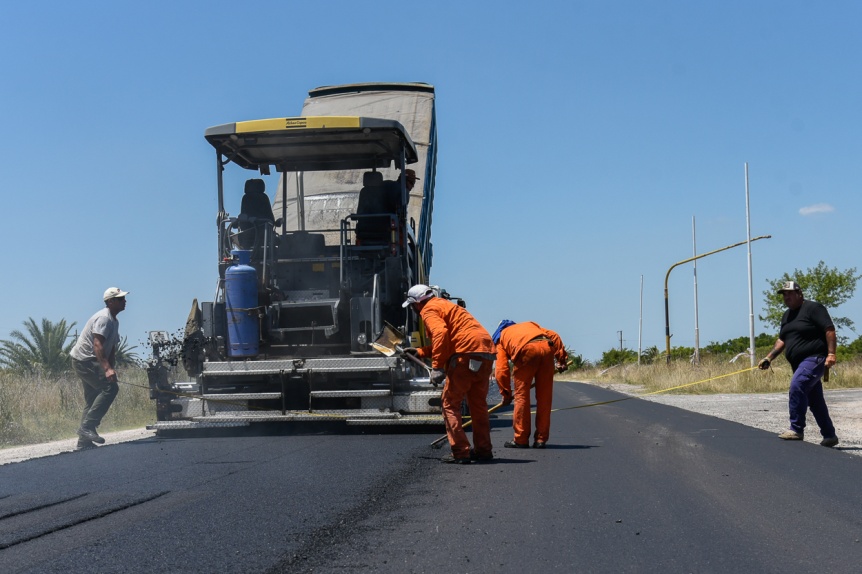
xmin=355 ymin=171 xmax=397 ymax=246
xmin=237 ymin=178 xmax=275 ymax=251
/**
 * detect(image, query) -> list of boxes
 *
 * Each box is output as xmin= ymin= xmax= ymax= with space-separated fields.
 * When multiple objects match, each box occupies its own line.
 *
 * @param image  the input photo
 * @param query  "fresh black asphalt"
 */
xmin=1 ymin=382 xmax=861 ymax=573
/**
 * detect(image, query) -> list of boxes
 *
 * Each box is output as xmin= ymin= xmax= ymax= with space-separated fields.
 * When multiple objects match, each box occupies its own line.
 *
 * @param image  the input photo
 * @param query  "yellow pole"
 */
xmin=664 ymin=235 xmax=771 ymax=365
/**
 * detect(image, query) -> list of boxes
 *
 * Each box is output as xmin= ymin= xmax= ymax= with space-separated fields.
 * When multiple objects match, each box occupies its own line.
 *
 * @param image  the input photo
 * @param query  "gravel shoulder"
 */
xmin=0 ymin=428 xmax=155 ymax=466
xmin=3 ymin=385 xmax=861 ymax=465
xmin=581 ymin=380 xmax=862 ymax=456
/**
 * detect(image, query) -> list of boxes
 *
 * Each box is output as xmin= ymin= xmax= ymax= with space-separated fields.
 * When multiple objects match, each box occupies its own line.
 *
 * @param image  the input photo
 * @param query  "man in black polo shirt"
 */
xmin=758 ymin=281 xmax=839 ymax=447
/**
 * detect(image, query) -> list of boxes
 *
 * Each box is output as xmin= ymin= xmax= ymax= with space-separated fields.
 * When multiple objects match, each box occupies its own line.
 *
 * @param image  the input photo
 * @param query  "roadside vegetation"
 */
xmin=564 ymin=329 xmax=862 ymax=394
xmin=564 ymin=261 xmax=862 ymax=394
xmin=569 ymin=350 xmax=862 ymax=395
xmin=0 ymin=317 xmax=155 ymax=448
xmin=0 ymin=366 xmax=155 ymax=448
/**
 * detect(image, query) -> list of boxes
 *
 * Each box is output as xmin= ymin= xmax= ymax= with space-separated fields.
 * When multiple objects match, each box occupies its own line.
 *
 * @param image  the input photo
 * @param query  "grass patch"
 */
xmin=0 ymin=367 xmax=156 ymax=448
xmin=575 ymin=356 xmax=862 ymax=395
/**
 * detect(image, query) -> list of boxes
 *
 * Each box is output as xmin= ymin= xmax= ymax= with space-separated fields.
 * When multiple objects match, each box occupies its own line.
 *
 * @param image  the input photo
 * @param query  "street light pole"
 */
xmin=745 ymin=163 xmax=756 ymax=368
xmin=692 ymin=216 xmax=700 ymax=365
xmin=664 ymin=235 xmax=771 ymax=365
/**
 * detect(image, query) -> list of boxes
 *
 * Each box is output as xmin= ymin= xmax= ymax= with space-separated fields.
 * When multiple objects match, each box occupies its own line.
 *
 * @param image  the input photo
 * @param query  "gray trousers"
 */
xmin=71 ymin=358 xmax=119 ymax=430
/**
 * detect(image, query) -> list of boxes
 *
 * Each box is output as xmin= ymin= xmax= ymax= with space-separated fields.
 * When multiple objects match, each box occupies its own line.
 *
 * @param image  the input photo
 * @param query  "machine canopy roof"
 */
xmin=204 ymin=116 xmax=418 ymax=172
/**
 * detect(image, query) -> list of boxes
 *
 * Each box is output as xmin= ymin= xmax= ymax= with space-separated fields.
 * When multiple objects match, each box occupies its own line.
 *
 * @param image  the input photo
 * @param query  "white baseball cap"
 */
xmin=402 ymin=284 xmax=434 ymax=308
xmin=103 ymin=287 xmax=130 ymax=301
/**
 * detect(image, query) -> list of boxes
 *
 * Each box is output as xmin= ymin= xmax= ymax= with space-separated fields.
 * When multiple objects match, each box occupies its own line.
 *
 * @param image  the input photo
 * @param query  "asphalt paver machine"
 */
xmin=147 ymin=84 xmax=448 ymax=432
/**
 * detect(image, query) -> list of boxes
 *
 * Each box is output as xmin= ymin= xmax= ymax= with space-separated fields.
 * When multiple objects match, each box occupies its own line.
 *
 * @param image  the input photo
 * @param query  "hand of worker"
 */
xmin=429 ymin=369 xmax=446 ymax=387
xmin=501 ymin=389 xmax=513 ymax=406
xmin=555 ymin=361 xmax=567 ymax=374
xmin=757 ymin=358 xmax=771 ymax=370
xmin=402 ymin=347 xmax=420 ymax=357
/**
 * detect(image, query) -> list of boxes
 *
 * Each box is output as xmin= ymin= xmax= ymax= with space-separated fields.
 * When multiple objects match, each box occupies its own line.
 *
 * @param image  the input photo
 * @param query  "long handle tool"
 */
xmin=396 ymin=345 xmax=433 ymax=376
xmin=370 ymin=323 xmax=436 ymax=380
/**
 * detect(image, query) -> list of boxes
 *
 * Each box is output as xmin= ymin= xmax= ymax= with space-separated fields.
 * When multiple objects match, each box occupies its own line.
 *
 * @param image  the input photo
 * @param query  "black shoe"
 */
xmin=469 ymin=449 xmax=494 ymax=462
xmin=503 ymin=440 xmax=529 ymax=449
xmin=440 ymin=454 xmax=472 ymax=464
xmin=75 ymin=441 xmax=98 ymax=452
xmin=77 ymin=427 xmax=105 ymax=444
xmin=532 ymin=441 xmax=547 ymax=449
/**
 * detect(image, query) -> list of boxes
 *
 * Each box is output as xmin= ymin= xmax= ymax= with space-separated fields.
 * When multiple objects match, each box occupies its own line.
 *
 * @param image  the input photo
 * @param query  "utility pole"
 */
xmin=638 ymin=275 xmax=643 ymax=366
xmin=618 ymin=331 xmax=623 ymax=353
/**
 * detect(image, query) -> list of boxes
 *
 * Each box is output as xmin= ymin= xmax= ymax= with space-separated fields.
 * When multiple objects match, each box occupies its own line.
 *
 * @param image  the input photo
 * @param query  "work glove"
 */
xmin=555 ymin=361 xmax=567 ymax=374
xmin=429 ymin=369 xmax=446 ymax=387
xmin=500 ymin=389 xmax=513 ymax=406
xmin=757 ymin=358 xmax=771 ymax=370
xmin=402 ymin=347 xmax=420 ymax=358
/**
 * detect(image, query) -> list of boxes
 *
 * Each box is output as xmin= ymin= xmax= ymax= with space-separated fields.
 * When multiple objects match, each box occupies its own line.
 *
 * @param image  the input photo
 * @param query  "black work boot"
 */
xmin=77 ymin=426 xmax=105 ymax=444
xmin=469 ymin=449 xmax=494 ymax=462
xmin=440 ymin=454 xmax=472 ymax=464
xmin=75 ymin=440 xmax=97 ymax=452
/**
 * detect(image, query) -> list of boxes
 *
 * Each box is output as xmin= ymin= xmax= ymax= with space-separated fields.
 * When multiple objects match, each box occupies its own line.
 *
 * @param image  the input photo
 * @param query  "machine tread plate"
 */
xmin=147 ymin=420 xmax=249 ymax=430
xmin=196 ymin=414 xmax=339 ymax=422
xmin=202 ymin=356 xmax=399 ymax=375
xmin=148 ymin=412 xmax=443 ymax=427
xmin=189 ymin=410 xmax=403 ymax=422
xmin=201 ymin=393 xmax=282 ymax=400
xmin=310 ymin=389 xmax=391 ymax=398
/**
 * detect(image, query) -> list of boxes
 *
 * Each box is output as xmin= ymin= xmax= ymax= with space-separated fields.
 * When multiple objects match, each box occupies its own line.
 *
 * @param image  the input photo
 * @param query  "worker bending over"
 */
xmin=403 ymin=285 xmax=496 ymax=464
xmin=493 ymin=320 xmax=568 ymax=449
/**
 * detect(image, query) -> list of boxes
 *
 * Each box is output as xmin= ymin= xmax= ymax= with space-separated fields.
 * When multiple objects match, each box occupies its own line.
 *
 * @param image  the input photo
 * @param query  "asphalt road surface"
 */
xmin=2 ymin=382 xmax=861 ymax=574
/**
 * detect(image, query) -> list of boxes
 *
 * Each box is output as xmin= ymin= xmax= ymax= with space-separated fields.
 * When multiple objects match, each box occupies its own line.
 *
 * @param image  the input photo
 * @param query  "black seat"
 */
xmin=237 ymin=179 xmax=274 ymax=250
xmin=355 ymin=172 xmax=398 ymax=245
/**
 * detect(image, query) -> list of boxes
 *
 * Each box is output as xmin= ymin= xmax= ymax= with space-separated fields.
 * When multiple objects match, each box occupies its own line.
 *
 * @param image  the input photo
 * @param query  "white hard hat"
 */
xmin=402 ymin=284 xmax=434 ymax=308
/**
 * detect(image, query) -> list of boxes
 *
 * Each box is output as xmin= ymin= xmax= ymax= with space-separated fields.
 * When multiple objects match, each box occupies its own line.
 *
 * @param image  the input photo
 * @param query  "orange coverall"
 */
xmin=415 ymin=298 xmax=495 ymax=459
xmin=495 ymin=322 xmax=568 ymax=445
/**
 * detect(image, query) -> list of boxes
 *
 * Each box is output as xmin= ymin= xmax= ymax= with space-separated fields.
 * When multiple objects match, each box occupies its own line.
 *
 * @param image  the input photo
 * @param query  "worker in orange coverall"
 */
xmin=402 ymin=284 xmax=496 ymax=464
xmin=492 ymin=320 xmax=568 ymax=449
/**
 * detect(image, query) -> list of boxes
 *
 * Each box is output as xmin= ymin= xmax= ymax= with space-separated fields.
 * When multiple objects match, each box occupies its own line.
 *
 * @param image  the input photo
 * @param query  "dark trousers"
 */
xmin=72 ymin=358 xmax=119 ymax=430
xmin=788 ymin=355 xmax=836 ymax=438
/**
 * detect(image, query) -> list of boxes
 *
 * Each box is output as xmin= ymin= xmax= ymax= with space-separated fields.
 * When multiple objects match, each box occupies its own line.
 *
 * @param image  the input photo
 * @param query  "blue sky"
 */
xmin=1 ymin=1 xmax=860 ymax=362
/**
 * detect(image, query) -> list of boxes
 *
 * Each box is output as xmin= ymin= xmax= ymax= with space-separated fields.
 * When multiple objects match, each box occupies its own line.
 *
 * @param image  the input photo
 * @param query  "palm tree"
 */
xmin=0 ymin=318 xmax=76 ymax=376
xmin=640 ymin=346 xmax=661 ymax=365
xmin=115 ymin=336 xmax=141 ymax=367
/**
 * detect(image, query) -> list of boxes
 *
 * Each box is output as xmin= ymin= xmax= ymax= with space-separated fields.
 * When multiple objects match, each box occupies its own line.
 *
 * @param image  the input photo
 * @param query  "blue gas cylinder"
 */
xmin=225 ymin=249 xmax=259 ymax=357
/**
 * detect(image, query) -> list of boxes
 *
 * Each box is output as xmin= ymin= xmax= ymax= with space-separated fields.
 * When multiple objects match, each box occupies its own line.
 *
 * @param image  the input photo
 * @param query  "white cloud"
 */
xmin=799 ymin=203 xmax=834 ymax=216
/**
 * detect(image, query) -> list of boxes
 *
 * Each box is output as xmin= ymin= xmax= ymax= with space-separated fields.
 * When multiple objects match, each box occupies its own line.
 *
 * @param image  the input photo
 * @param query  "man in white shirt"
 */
xmin=70 ymin=287 xmax=128 ymax=450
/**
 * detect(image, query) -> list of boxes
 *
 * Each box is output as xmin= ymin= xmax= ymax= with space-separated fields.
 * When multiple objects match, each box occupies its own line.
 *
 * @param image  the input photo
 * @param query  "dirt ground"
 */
xmin=2 ymin=385 xmax=860 ymax=465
